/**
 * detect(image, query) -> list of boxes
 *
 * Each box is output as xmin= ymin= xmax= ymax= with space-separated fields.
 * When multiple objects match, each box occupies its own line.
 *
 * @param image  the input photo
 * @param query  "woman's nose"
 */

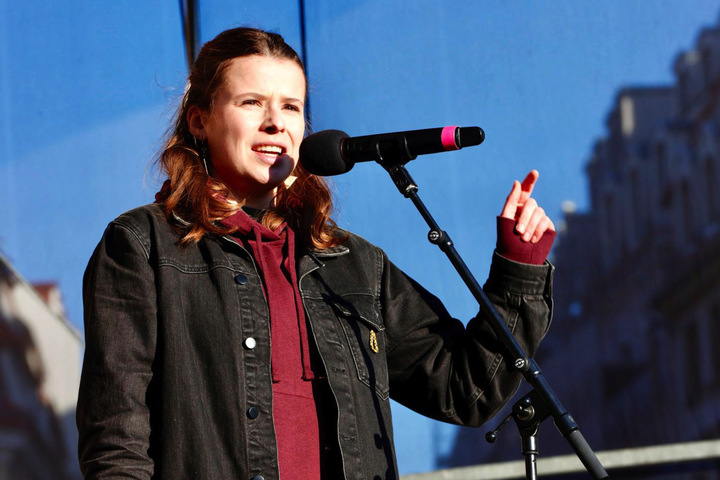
xmin=262 ymin=105 xmax=285 ymax=133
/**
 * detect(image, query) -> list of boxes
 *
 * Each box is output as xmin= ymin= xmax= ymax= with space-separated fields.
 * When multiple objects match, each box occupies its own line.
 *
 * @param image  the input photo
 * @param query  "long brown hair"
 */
xmin=155 ymin=27 xmax=344 ymax=249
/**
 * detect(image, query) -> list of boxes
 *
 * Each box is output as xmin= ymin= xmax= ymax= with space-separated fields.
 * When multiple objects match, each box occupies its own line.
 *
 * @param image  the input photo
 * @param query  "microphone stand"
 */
xmin=377 ymin=156 xmax=609 ymax=479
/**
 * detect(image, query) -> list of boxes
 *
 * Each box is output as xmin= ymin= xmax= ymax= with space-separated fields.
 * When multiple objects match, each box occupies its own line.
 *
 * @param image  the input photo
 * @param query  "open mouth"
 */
xmin=252 ymin=144 xmax=286 ymax=157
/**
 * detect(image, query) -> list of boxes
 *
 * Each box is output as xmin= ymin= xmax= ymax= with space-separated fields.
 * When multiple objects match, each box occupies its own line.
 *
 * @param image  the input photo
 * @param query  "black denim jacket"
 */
xmin=77 ymin=204 xmax=554 ymax=480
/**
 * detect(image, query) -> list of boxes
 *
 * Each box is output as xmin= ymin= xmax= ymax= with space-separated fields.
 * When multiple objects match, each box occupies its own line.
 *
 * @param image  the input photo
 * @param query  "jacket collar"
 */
xmin=310 ymin=244 xmax=349 ymax=257
xmin=170 ymin=208 xmax=350 ymax=270
xmin=171 ymin=211 xmax=191 ymax=227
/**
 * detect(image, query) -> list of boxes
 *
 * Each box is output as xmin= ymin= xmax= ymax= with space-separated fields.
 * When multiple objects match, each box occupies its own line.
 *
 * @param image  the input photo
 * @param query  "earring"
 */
xmin=194 ymin=137 xmax=209 ymax=175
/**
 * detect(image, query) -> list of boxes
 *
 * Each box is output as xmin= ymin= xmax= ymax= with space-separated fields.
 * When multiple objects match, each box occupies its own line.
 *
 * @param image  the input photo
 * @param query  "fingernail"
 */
xmin=516 ymin=224 xmax=525 ymax=234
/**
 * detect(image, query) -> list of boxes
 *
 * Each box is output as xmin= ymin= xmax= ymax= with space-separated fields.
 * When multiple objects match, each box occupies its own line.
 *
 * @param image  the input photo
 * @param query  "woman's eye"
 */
xmin=242 ymin=99 xmax=261 ymax=107
xmin=284 ymin=104 xmax=301 ymax=112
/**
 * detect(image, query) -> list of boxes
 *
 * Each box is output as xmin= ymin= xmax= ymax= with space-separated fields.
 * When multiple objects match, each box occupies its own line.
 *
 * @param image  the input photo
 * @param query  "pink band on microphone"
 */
xmin=441 ymin=126 xmax=460 ymax=151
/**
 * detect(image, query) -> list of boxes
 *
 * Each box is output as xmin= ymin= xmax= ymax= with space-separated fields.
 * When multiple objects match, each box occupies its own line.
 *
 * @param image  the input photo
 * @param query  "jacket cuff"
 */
xmin=484 ymin=251 xmax=553 ymax=296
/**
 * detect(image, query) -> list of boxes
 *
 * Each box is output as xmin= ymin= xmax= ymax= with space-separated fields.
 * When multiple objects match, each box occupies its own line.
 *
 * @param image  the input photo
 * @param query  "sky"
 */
xmin=1 ymin=0 xmax=719 ymax=475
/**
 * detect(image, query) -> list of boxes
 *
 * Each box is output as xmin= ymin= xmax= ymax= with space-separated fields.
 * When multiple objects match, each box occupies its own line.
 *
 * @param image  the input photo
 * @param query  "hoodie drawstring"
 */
xmin=285 ymin=228 xmax=314 ymax=381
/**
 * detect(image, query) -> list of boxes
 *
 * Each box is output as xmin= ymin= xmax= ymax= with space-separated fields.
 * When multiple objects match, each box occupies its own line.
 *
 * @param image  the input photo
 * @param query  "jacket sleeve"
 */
xmin=77 ymin=221 xmax=157 ymax=479
xmin=385 ymin=250 xmax=553 ymax=427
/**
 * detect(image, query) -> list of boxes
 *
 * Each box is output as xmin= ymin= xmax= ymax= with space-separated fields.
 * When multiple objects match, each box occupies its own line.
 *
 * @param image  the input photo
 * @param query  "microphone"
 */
xmin=299 ymin=126 xmax=484 ymax=176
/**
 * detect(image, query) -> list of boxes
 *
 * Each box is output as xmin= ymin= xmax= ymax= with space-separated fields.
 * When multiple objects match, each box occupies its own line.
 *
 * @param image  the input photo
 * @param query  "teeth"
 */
xmin=254 ymin=145 xmax=283 ymax=154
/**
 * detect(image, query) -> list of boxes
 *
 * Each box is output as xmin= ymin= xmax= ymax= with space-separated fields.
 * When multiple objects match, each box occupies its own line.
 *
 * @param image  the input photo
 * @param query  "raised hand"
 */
xmin=500 ymin=170 xmax=555 ymax=243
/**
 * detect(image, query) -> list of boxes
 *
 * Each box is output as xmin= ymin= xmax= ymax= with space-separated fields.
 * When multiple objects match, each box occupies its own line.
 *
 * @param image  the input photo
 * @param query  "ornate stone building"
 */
xmin=440 ymin=14 xmax=720 ymax=479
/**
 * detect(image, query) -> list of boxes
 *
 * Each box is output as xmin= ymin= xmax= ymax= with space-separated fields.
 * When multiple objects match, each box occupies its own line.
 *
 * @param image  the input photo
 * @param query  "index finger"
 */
xmin=521 ymin=170 xmax=539 ymax=196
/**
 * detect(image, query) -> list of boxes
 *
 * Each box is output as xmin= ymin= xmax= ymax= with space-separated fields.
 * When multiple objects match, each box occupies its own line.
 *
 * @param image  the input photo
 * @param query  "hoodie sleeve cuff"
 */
xmin=495 ymin=216 xmax=556 ymax=265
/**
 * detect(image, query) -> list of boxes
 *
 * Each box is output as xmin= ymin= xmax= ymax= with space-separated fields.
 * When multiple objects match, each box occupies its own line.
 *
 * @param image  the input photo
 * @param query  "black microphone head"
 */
xmin=458 ymin=127 xmax=485 ymax=148
xmin=299 ymin=129 xmax=355 ymax=176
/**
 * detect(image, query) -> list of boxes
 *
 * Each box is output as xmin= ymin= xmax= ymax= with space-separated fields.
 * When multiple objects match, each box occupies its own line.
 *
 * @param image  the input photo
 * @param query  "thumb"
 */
xmin=500 ymin=180 xmax=522 ymax=219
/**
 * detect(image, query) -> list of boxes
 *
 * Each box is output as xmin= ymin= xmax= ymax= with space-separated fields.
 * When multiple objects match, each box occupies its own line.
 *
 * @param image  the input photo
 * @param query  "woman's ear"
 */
xmin=187 ymin=106 xmax=207 ymax=140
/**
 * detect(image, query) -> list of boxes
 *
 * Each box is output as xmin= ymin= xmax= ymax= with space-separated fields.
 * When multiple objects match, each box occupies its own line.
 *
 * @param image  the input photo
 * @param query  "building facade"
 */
xmin=440 ymin=14 xmax=720 ymax=480
xmin=0 ymin=254 xmax=82 ymax=479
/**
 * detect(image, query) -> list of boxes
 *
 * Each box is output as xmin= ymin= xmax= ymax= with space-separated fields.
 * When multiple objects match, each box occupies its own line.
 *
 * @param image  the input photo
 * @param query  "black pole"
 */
xmin=179 ymin=0 xmax=200 ymax=72
xmin=298 ymin=0 xmax=312 ymax=126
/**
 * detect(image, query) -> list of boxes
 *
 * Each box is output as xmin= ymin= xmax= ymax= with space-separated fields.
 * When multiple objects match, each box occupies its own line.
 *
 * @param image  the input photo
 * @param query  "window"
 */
xmin=630 ymin=169 xmax=646 ymax=243
xmin=702 ymin=47 xmax=714 ymax=90
xmin=682 ymin=179 xmax=694 ymax=240
xmin=656 ymin=143 xmax=667 ymax=187
xmin=711 ymin=305 xmax=720 ymax=387
xmin=706 ymin=157 xmax=718 ymax=221
xmin=678 ymin=70 xmax=689 ymax=111
xmin=683 ymin=322 xmax=702 ymax=406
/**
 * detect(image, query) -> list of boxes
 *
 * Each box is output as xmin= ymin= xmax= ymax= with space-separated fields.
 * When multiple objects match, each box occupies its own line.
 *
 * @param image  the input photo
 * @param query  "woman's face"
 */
xmin=193 ymin=55 xmax=306 ymax=208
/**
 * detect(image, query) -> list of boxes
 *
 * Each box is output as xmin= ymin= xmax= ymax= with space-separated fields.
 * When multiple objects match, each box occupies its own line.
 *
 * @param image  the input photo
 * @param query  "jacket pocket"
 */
xmin=329 ymin=294 xmax=390 ymax=400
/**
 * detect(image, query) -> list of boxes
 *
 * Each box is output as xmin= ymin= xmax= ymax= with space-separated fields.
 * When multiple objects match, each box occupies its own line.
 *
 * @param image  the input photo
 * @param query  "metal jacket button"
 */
xmin=234 ymin=273 xmax=248 ymax=284
xmin=247 ymin=406 xmax=259 ymax=419
xmin=244 ymin=337 xmax=257 ymax=350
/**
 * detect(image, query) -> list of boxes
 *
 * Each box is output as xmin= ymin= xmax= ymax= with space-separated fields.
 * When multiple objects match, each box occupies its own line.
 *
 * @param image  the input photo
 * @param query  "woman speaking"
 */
xmin=77 ymin=27 xmax=555 ymax=480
